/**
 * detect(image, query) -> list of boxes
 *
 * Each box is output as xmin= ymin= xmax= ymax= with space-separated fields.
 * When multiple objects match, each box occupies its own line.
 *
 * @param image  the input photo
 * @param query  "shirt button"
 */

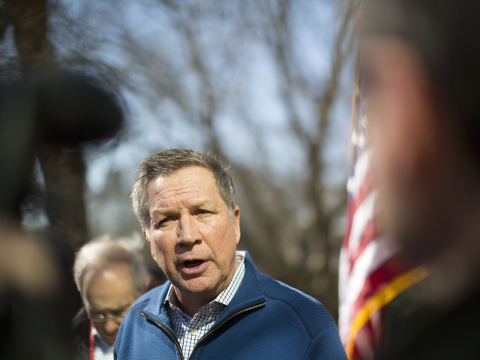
xmin=191 ymin=329 xmax=198 ymax=336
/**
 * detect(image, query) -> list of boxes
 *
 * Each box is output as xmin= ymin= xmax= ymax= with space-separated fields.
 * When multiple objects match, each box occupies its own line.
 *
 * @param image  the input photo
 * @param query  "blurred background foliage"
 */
xmin=1 ymin=0 xmax=358 ymax=318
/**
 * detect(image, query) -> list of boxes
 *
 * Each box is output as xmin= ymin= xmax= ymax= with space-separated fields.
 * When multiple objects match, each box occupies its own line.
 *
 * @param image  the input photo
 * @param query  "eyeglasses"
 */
xmin=88 ymin=312 xmax=127 ymax=323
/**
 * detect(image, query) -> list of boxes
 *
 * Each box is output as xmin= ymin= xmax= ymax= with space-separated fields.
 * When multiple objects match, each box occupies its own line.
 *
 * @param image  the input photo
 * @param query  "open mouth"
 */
xmin=183 ymin=259 xmax=205 ymax=268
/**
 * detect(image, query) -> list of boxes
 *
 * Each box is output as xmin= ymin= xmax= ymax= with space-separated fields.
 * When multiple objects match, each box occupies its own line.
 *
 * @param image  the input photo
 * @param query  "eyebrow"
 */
xmin=151 ymin=199 xmax=218 ymax=219
xmin=151 ymin=209 xmax=177 ymax=221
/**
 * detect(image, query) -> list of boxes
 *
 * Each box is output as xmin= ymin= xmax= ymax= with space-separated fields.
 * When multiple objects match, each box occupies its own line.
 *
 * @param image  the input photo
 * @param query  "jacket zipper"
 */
xmin=141 ymin=311 xmax=185 ymax=360
xmin=190 ymin=301 xmax=266 ymax=357
xmin=141 ymin=301 xmax=266 ymax=360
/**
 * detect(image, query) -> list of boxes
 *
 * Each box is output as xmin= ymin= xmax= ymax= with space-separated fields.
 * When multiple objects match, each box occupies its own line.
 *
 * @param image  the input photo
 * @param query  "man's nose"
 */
xmin=177 ymin=215 xmax=201 ymax=246
xmin=104 ymin=318 xmax=119 ymax=333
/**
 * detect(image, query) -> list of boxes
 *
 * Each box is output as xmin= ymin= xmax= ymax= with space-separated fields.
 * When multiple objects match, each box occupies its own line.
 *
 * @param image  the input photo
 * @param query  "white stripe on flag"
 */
xmin=338 ymin=238 xmax=398 ymax=342
xmin=347 ymin=150 xmax=371 ymax=195
xmin=348 ymin=191 xmax=376 ymax=257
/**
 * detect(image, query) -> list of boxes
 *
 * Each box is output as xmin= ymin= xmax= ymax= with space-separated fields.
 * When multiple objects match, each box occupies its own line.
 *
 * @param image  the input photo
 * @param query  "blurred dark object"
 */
xmin=34 ymin=68 xmax=124 ymax=248
xmin=36 ymin=69 xmax=124 ymax=145
xmin=379 ymin=278 xmax=480 ymax=360
xmin=0 ymin=221 xmax=68 ymax=360
xmin=0 ymin=80 xmax=37 ymax=219
xmin=0 ymin=67 xmax=125 ymax=220
xmin=0 ymin=66 xmax=125 ymax=360
xmin=1 ymin=0 xmax=125 ymax=358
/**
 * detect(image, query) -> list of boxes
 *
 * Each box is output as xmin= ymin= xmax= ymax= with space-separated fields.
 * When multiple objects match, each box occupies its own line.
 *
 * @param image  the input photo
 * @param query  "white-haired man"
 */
xmin=72 ymin=237 xmax=147 ymax=360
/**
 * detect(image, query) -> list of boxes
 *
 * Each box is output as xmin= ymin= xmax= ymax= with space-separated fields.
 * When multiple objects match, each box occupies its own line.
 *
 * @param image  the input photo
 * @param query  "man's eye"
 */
xmin=197 ymin=209 xmax=210 ymax=215
xmin=155 ymin=218 xmax=172 ymax=228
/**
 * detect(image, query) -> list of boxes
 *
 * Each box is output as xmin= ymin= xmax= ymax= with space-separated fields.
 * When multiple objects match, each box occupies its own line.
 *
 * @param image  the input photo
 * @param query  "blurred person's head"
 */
xmin=131 ymin=148 xmax=237 ymax=232
xmin=73 ymin=236 xmax=147 ymax=345
xmin=361 ymin=0 xmax=480 ymax=300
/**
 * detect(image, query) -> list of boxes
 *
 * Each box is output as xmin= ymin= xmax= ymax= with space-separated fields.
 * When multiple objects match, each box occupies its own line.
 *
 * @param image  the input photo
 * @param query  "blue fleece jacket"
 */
xmin=114 ymin=252 xmax=347 ymax=360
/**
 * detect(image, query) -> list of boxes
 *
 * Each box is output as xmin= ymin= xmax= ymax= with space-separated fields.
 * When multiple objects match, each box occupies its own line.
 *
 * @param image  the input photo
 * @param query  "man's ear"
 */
xmin=143 ymin=230 xmax=155 ymax=259
xmin=233 ymin=206 xmax=241 ymax=245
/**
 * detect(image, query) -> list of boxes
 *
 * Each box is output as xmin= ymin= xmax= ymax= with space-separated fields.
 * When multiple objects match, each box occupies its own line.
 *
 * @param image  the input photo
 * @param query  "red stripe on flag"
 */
xmin=352 ymin=343 xmax=362 ymax=360
xmin=352 ymin=254 xmax=412 ymax=316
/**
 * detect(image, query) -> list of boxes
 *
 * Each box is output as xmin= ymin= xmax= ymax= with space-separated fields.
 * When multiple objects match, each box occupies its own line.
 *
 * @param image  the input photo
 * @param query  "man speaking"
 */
xmin=114 ymin=149 xmax=346 ymax=360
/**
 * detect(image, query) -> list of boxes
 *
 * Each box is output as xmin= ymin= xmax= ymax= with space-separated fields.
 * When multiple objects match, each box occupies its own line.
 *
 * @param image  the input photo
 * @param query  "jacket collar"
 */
xmin=214 ymin=251 xmax=266 ymax=324
xmin=141 ymin=251 xmax=266 ymax=329
xmin=142 ymin=278 xmax=174 ymax=330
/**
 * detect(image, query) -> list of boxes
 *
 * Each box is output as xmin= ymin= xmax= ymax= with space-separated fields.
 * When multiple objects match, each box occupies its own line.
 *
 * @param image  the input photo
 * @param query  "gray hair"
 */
xmin=131 ymin=149 xmax=236 ymax=231
xmin=73 ymin=234 xmax=147 ymax=298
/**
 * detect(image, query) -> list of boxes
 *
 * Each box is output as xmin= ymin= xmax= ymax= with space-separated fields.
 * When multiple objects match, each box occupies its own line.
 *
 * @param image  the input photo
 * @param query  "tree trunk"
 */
xmin=37 ymin=144 xmax=89 ymax=248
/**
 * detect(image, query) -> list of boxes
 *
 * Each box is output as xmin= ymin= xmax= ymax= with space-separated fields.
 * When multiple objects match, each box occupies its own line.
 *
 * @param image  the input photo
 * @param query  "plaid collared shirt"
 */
xmin=165 ymin=251 xmax=246 ymax=360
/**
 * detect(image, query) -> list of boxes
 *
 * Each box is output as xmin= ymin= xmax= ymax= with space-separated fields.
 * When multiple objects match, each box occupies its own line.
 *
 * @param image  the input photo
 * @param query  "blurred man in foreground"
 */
xmin=72 ymin=237 xmax=147 ymax=360
xmin=362 ymin=0 xmax=480 ymax=358
xmin=114 ymin=149 xmax=347 ymax=360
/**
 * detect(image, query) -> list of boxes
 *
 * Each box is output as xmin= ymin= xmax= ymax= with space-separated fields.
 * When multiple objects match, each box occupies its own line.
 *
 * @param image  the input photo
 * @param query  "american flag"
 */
xmin=338 ymin=60 xmax=428 ymax=360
